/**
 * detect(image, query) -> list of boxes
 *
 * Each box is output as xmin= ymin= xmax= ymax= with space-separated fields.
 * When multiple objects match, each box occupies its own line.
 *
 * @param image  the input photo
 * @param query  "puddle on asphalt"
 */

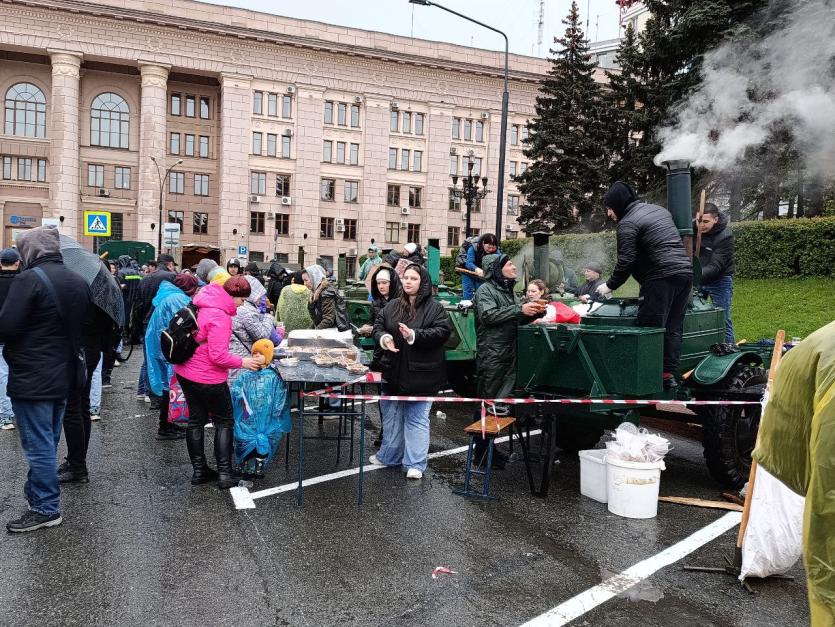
xmin=600 ymin=568 xmax=665 ymax=603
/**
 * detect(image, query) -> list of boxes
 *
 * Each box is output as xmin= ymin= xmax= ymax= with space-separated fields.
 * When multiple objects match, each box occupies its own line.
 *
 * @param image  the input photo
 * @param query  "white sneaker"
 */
xmin=204 ymin=422 xmax=214 ymax=429
xmin=90 ymin=414 xmax=101 ymax=422
xmin=1 ymin=422 xmax=15 ymax=431
xmin=368 ymin=454 xmax=384 ymax=466
xmin=114 ymin=361 xmax=121 ymax=367
xmin=143 ymin=395 xmax=151 ymax=403
xmin=406 ymin=468 xmax=423 ymax=480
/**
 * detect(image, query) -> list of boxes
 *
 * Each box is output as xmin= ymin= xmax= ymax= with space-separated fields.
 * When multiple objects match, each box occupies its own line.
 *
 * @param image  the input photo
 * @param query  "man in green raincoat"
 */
xmin=754 ymin=320 xmax=835 ymax=626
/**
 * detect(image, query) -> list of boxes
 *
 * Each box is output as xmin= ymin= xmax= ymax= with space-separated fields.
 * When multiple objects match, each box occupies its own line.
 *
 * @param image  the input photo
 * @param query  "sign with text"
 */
xmin=83 ymin=211 xmax=111 ymax=237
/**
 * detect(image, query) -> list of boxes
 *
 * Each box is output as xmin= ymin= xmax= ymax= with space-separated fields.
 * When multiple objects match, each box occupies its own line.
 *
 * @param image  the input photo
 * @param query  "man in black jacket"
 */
xmin=597 ymin=182 xmax=693 ymax=387
xmin=0 ymin=226 xmax=91 ymax=533
xmin=697 ymin=203 xmax=735 ymax=343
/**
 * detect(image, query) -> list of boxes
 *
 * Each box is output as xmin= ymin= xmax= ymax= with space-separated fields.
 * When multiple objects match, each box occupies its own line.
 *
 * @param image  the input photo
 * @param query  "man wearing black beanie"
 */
xmin=597 ymin=181 xmax=693 ymax=388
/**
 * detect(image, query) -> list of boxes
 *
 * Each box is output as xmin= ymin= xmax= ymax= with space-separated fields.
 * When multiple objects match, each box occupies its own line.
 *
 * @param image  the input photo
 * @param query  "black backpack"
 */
xmin=455 ymin=236 xmax=481 ymax=268
xmin=160 ymin=303 xmax=200 ymax=364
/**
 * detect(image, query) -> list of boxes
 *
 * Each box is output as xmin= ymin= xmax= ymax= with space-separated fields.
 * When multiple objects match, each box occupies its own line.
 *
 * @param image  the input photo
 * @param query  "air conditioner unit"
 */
xmin=399 ymin=221 xmax=408 ymax=229
xmin=461 ymin=213 xmax=467 ymax=221
xmin=354 ymin=96 xmax=363 ymax=104
xmin=505 ymin=225 xmax=515 ymax=231
xmin=335 ymin=224 xmax=346 ymax=233
xmin=96 ymin=188 xmax=109 ymax=197
xmin=449 ymin=147 xmax=457 ymax=155
xmin=481 ymin=112 xmax=490 ymax=119
xmin=391 ymin=101 xmax=399 ymax=110
xmin=250 ymin=195 xmax=261 ymax=203
xmin=281 ymin=196 xmax=292 ymax=206
xmin=400 ymin=207 xmax=410 ymax=216
xmin=347 ymin=248 xmax=357 ymax=256
xmin=284 ymin=128 xmax=293 ymax=136
xmin=286 ymin=85 xmax=296 ymax=94
xmin=335 ymin=218 xmax=345 ymax=227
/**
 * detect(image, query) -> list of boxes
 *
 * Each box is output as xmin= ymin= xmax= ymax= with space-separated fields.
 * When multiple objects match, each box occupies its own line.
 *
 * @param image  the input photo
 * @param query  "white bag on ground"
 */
xmin=739 ymin=466 xmax=805 ymax=580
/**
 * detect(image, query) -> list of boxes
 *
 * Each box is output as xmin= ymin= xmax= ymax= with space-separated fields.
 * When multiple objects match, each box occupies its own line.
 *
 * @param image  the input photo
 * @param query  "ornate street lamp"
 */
xmin=150 ymin=156 xmax=183 ymax=254
xmin=450 ymin=156 xmax=490 ymax=238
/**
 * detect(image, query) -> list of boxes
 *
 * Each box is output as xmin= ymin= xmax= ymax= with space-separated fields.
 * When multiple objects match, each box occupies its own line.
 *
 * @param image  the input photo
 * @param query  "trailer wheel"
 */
xmin=701 ymin=364 xmax=767 ymax=488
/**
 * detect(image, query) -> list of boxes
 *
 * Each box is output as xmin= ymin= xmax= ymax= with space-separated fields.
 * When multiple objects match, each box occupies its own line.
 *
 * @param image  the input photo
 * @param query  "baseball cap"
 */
xmin=158 ymin=253 xmax=175 ymax=264
xmin=0 ymin=247 xmax=21 ymax=265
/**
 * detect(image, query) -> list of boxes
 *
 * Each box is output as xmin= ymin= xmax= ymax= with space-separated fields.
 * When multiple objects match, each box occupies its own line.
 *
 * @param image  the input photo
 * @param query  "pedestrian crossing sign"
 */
xmin=83 ymin=211 xmax=111 ymax=237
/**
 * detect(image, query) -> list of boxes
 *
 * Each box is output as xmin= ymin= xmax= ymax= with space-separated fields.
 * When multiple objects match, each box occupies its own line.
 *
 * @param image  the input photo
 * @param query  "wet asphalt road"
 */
xmin=0 ymin=356 xmax=809 ymax=626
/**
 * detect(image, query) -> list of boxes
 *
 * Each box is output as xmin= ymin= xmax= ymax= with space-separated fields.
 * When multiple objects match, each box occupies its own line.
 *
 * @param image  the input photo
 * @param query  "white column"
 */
xmin=426 ymin=104 xmax=455 ymax=252
xmin=48 ymin=50 xmax=82 ymax=237
xmin=218 ymin=73 xmax=252 ymax=261
xmin=291 ymin=85 xmax=325 ymax=264
xmin=137 ymin=62 xmax=170 ymax=249
xmin=357 ymin=96 xmax=389 ymax=254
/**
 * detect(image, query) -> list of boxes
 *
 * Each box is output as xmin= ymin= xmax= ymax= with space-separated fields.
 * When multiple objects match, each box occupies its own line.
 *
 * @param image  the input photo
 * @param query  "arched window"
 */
xmin=90 ymin=92 xmax=129 ymax=149
xmin=4 ymin=83 xmax=47 ymax=138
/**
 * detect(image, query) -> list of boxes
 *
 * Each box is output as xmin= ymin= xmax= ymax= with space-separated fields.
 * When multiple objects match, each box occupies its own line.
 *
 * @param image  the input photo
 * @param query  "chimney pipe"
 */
xmin=532 ymin=232 xmax=550 ymax=287
xmin=663 ymin=160 xmax=694 ymax=260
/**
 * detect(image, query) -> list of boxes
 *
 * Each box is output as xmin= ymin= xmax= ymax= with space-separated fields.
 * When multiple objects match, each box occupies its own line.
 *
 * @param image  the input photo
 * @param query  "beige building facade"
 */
xmin=0 ymin=0 xmax=602 ymax=269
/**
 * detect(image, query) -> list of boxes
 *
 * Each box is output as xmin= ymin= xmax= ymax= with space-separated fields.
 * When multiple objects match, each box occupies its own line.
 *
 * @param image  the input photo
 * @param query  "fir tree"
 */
xmin=516 ymin=1 xmax=607 ymax=233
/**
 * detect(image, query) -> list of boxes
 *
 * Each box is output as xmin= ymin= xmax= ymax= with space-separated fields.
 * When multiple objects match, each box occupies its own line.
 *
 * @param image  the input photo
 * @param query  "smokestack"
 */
xmin=663 ymin=160 xmax=694 ymax=237
xmin=533 ymin=232 xmax=550 ymax=286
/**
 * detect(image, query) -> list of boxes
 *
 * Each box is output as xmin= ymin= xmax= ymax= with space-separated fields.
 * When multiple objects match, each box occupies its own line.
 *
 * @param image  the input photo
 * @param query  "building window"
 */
xmin=388 ymin=148 xmax=397 ymax=169
xmin=476 ymin=120 xmax=484 ymax=142
xmin=472 ymin=157 xmax=483 ymax=177
xmin=407 ymin=223 xmax=420 ymax=242
xmin=324 ymin=101 xmax=333 ymax=124
xmin=320 ymin=178 xmax=335 ymax=201
xmin=169 ymin=93 xmax=181 ymax=116
xmin=268 ymin=93 xmax=278 ymax=117
xmin=400 ymin=149 xmax=410 ymax=171
xmin=193 ymin=212 xmax=208 ymax=234
xmin=390 ymin=110 xmax=399 ymax=132
xmin=115 ymin=167 xmax=131 ymax=190
xmin=408 ymin=186 xmax=422 ymax=208
xmin=250 ymin=211 xmax=266 ymax=235
xmin=169 ymin=171 xmax=184 ymax=194
xmin=276 ymin=174 xmax=291 ymax=196
xmin=413 ymin=150 xmax=423 ymax=172
xmin=90 ymin=92 xmax=129 ymax=149
xmin=250 ymin=172 xmax=266 ymax=195
xmin=184 ymin=134 xmax=195 ymax=157
xmin=402 ymin=111 xmax=411 ymax=134
xmin=350 ymin=143 xmax=359 ymax=165
xmin=37 ymin=159 xmax=46 ymax=182
xmin=337 ymin=103 xmax=347 ymax=126
xmin=87 ymin=164 xmax=104 ymax=187
xmin=450 ymin=155 xmax=458 ymax=175
xmin=274 ymin=253 xmax=289 ymax=263
xmin=387 ymin=184 xmax=400 ymax=206
xmin=253 ymin=91 xmax=263 ymax=115
xmin=507 ymin=195 xmax=520 ymax=215
xmin=282 ymin=95 xmax=292 ymax=118
xmin=252 ymin=132 xmax=262 ymax=155
xmin=170 ymin=133 xmax=180 ymax=155
xmin=199 ymin=136 xmax=209 ymax=158
xmin=385 ymin=221 xmax=400 ymax=244
xmin=320 ymin=217 xmax=335 ymax=239
xmin=521 ymin=126 xmax=529 ymax=142
xmin=344 ymin=180 xmax=359 ymax=203
xmin=447 ymin=226 xmax=460 ymax=247
xmin=2 ymin=156 xmax=11 ymax=180
xmin=452 ymin=117 xmax=461 ymax=140
xmin=343 ymin=218 xmax=357 ymax=240
xmin=505 ymin=230 xmax=518 ymax=240
xmin=259 ymin=133 xmax=272 ymax=157
xmin=275 ymin=213 xmax=290 ymax=236
xmin=471 ymin=227 xmax=481 ymax=237
xmin=185 ymin=95 xmax=195 ymax=118
xmin=323 ymin=140 xmax=332 ymax=162
xmin=511 ymin=124 xmax=519 ymax=145
xmin=4 ymin=83 xmax=46 ymax=138
xmin=350 ymin=104 xmax=360 ymax=128
xmin=472 ymin=197 xmax=482 ymax=213
xmin=448 ymin=189 xmax=461 ymax=211
xmin=509 ymin=161 xmax=517 ymax=177
xmin=17 ymin=158 xmax=32 ymax=181
xmin=199 ymin=97 xmax=210 ymax=119
xmin=281 ymin=135 xmax=291 ymax=158
xmin=194 ymin=174 xmax=209 ymax=196
xmin=519 ymin=162 xmax=528 ymax=175
xmin=167 ymin=210 xmax=184 ymax=229
xmin=249 ymin=251 xmax=265 ymax=263
xmin=464 ymin=119 xmax=473 ymax=141
xmin=415 ymin=113 xmax=424 ymax=136
xmin=336 ymin=142 xmax=346 ymax=164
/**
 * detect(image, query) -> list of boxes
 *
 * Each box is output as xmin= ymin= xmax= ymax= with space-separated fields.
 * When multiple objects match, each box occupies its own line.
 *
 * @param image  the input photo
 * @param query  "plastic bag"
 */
xmin=231 ymin=367 xmax=291 ymax=474
xmin=167 ymin=375 xmax=189 ymax=426
xmin=604 ymin=422 xmax=670 ymax=463
xmin=739 ymin=466 xmax=804 ymax=580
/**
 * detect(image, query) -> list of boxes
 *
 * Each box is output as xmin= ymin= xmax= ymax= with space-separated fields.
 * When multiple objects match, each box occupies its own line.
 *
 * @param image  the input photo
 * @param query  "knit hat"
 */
xmin=584 ymin=261 xmax=603 ymax=274
xmin=603 ymin=181 xmax=639 ymax=220
xmin=224 ymin=275 xmax=251 ymax=298
xmin=375 ymin=268 xmax=391 ymax=282
xmin=0 ymin=247 xmax=21 ymax=266
xmin=173 ymin=273 xmax=199 ymax=296
xmin=404 ymin=243 xmax=417 ymax=254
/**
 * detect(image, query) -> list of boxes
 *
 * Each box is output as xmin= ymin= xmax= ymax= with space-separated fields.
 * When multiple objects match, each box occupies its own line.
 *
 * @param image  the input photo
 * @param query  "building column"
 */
xmin=137 ymin=62 xmax=170 ymax=250
xmin=48 ymin=50 xmax=82 ymax=238
xmin=290 ymin=84 xmax=325 ymax=264
xmin=426 ymin=104 xmax=455 ymax=252
xmin=357 ymin=95 xmax=389 ymax=254
xmin=217 ymin=73 xmax=252 ymax=261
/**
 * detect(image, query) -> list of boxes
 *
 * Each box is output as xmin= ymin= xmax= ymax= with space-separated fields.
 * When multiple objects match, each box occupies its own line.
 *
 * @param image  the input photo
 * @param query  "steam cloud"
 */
xmin=655 ymin=0 xmax=835 ymax=177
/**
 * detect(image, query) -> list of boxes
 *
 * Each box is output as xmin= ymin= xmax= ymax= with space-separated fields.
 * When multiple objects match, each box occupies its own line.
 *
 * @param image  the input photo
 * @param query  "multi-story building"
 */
xmin=0 ymin=0 xmax=606 ymax=270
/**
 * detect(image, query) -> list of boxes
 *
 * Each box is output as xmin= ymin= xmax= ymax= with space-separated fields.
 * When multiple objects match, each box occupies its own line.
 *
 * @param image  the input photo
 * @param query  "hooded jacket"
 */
xmin=229 ymin=277 xmax=281 ymax=382
xmin=367 ymin=265 xmax=402 ymax=371
xmin=697 ymin=212 xmax=735 ymax=284
xmin=604 ymin=184 xmax=692 ymax=290
xmin=373 ymin=264 xmax=451 ymax=394
xmin=195 ymin=258 xmax=219 ymax=283
xmin=145 ymin=281 xmax=190 ymax=396
xmin=244 ymin=261 xmax=265 ymax=285
xmin=305 ymin=264 xmax=348 ymax=330
xmin=265 ymin=261 xmax=289 ymax=306
xmin=174 ymin=282 xmax=243 ymax=384
xmin=277 ymin=282 xmax=313 ymax=332
xmin=137 ymin=264 xmax=176 ymax=325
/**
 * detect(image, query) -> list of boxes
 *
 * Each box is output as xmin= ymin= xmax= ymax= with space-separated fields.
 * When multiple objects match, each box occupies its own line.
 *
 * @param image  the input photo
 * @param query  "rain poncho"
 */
xmin=144 ymin=281 xmax=190 ymax=396
xmin=231 ymin=367 xmax=291 ymax=473
xmin=753 ymin=321 xmax=835 ymax=625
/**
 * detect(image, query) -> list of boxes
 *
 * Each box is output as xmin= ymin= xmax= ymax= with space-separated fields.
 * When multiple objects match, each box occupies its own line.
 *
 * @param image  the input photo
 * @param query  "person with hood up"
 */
xmin=358 ymin=244 xmax=383 ymax=281
xmin=0 ymin=225 xmax=91 ymax=533
xmin=277 ymin=271 xmax=313 ymax=332
xmin=696 ymin=203 xmax=735 ymax=343
xmin=243 ymin=261 xmax=265 ymax=286
xmin=265 ymin=261 xmax=289 ymax=310
xmin=596 ymin=181 xmax=693 ymax=388
xmin=0 ymin=248 xmax=21 ymax=431
xmin=370 ymin=264 xmax=451 ymax=479
xmin=303 ymin=264 xmax=349 ymax=331
xmin=175 ymin=276 xmax=264 ymax=488
xmin=228 ymin=275 xmax=284 ymax=383
xmin=195 ymin=258 xmax=219 ymax=284
xmin=146 ymin=274 xmax=199 ymax=441
xmin=116 ymin=254 xmax=142 ymax=342
xmin=226 ymin=258 xmax=241 ymax=276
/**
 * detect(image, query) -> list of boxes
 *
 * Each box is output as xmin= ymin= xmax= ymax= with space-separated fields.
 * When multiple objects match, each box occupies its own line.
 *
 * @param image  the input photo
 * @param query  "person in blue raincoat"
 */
xmin=145 ymin=274 xmax=198 ymax=440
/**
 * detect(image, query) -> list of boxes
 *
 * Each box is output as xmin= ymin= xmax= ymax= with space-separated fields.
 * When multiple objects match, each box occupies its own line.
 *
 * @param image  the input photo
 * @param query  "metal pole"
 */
xmin=465 ymin=160 xmax=473 ymax=238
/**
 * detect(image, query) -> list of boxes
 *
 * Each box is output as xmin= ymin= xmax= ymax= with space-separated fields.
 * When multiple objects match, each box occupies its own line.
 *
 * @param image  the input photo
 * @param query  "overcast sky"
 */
xmin=197 ymin=0 xmax=625 ymax=57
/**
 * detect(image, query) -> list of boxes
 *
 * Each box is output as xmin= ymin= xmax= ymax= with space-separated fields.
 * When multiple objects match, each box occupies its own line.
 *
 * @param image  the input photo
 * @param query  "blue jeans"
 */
xmin=89 ymin=353 xmax=102 ymax=412
xmin=702 ymin=276 xmax=735 ymax=344
xmin=0 ymin=346 xmax=12 ymax=419
xmin=376 ymin=399 xmax=432 ymax=472
xmin=137 ymin=350 xmax=149 ymax=396
xmin=10 ymin=398 xmax=66 ymax=516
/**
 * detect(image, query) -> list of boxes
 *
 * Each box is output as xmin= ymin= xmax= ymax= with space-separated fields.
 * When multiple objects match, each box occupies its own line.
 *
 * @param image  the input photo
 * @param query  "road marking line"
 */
xmin=231 ymin=430 xmax=542 ymax=509
xmin=520 ymin=511 xmax=742 ymax=627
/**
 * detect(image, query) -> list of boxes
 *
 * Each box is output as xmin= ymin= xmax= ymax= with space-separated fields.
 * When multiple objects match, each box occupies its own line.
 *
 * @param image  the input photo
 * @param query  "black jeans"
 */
xmin=637 ymin=274 xmax=693 ymax=374
xmin=63 ymin=345 xmax=102 ymax=472
xmin=176 ymin=375 xmax=233 ymax=430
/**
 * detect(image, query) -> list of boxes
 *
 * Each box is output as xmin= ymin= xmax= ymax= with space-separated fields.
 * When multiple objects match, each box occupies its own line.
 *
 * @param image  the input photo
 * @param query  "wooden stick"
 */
xmin=454 ymin=267 xmax=482 ymax=278
xmin=736 ymin=329 xmax=786 ymax=550
xmin=659 ymin=496 xmax=743 ymax=512
xmin=694 ymin=190 xmax=706 ymax=259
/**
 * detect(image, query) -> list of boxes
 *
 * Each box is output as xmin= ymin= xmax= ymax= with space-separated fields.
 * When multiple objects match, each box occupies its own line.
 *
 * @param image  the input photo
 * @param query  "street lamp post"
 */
xmin=409 ymin=0 xmax=509 ymax=237
xmin=150 ymin=156 xmax=183 ymax=254
xmin=450 ymin=156 xmax=490 ymax=238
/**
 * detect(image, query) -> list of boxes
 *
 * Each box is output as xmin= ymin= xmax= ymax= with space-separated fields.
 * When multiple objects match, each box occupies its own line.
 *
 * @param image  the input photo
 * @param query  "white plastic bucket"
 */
xmin=606 ymin=457 xmax=666 ymax=519
xmin=578 ymin=449 xmax=608 ymax=503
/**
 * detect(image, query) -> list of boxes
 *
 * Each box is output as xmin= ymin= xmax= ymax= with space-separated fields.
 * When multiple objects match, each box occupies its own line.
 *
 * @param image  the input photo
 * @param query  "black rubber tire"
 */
xmin=700 ymin=364 xmax=767 ymax=488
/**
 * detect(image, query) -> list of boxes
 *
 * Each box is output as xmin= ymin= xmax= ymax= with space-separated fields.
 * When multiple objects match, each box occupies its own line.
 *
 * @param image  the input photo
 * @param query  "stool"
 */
xmin=455 ymin=416 xmax=516 ymax=500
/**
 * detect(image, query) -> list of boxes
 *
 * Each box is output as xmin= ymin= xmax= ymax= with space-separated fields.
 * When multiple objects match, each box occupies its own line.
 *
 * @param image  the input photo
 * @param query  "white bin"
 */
xmin=606 ymin=457 xmax=666 ymax=519
xmin=578 ymin=449 xmax=608 ymax=503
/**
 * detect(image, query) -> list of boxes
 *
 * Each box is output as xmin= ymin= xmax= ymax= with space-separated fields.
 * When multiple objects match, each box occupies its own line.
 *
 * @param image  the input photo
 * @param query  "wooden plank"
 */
xmin=659 ymin=496 xmax=743 ymax=512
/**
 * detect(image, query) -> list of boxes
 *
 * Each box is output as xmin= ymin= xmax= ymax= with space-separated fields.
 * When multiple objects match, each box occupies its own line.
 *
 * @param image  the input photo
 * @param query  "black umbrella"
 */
xmin=59 ymin=234 xmax=125 ymax=327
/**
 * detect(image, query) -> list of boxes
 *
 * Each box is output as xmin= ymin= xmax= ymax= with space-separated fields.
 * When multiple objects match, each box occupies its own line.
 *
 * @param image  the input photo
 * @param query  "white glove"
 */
xmin=596 ymin=283 xmax=613 ymax=298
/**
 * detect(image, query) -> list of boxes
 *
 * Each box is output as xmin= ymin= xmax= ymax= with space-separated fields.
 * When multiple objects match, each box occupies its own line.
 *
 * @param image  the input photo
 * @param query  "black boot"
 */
xmin=214 ymin=426 xmax=237 ymax=489
xmin=187 ymin=427 xmax=218 ymax=485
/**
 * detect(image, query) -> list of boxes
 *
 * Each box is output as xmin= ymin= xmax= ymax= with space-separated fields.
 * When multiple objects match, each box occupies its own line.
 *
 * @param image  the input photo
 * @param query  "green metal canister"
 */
xmin=663 ymin=160 xmax=694 ymax=237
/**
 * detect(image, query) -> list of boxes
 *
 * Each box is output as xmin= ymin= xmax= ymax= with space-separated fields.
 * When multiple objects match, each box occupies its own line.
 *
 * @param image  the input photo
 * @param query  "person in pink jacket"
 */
xmin=175 ymin=276 xmax=263 ymax=488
